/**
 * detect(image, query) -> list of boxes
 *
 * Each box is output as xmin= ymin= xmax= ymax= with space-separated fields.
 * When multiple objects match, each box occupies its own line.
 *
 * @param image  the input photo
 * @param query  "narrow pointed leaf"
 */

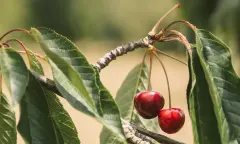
xmin=0 ymin=93 xmax=16 ymax=144
xmin=31 ymin=28 xmax=96 ymax=115
xmin=30 ymin=27 xmax=125 ymax=141
xmin=27 ymin=49 xmax=44 ymax=75
xmin=0 ymin=48 xmax=29 ymax=104
xmin=187 ymin=49 xmax=221 ymax=144
xmin=93 ymin=67 xmax=127 ymax=142
xmin=48 ymin=58 xmax=96 ymax=116
xmin=100 ymin=63 xmax=159 ymax=144
xmin=18 ymin=50 xmax=80 ymax=144
xmin=44 ymin=90 xmax=80 ymax=144
xmin=188 ymin=29 xmax=240 ymax=143
xmin=17 ymin=73 xmax=61 ymax=144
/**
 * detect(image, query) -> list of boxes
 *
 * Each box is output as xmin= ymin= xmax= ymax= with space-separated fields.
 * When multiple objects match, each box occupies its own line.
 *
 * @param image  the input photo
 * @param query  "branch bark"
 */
xmin=94 ymin=36 xmax=153 ymax=71
xmin=130 ymin=123 xmax=184 ymax=144
xmin=30 ymin=70 xmax=185 ymax=144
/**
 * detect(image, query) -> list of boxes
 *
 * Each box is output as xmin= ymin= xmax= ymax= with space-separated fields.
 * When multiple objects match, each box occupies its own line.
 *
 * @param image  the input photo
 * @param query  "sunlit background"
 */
xmin=1 ymin=0 xmax=240 ymax=143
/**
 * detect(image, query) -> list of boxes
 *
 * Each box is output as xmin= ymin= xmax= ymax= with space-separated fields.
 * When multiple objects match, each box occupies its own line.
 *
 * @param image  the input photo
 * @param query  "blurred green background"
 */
xmin=1 ymin=0 xmax=239 ymax=49
xmin=0 ymin=0 xmax=181 ymax=40
xmin=1 ymin=0 xmax=239 ymax=56
xmin=1 ymin=0 xmax=240 ymax=143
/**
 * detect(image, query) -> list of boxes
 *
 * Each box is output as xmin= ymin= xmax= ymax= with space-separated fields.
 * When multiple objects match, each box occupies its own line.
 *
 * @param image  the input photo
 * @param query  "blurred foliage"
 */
xmin=2 ymin=0 xmax=240 ymax=56
xmin=27 ymin=0 xmax=76 ymax=39
xmin=178 ymin=0 xmax=240 ymax=48
xmin=178 ymin=0 xmax=219 ymax=44
xmin=0 ymin=0 xmax=179 ymax=41
xmin=212 ymin=0 xmax=240 ymax=52
xmin=0 ymin=1 xmax=28 ymax=37
xmin=178 ymin=0 xmax=240 ymax=71
xmin=179 ymin=0 xmax=218 ymax=30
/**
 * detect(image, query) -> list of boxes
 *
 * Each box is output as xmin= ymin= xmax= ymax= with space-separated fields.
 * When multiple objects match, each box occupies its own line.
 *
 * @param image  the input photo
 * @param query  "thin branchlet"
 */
xmin=94 ymin=36 xmax=152 ymax=71
xmin=122 ymin=119 xmax=153 ymax=144
xmin=2 ymin=43 xmax=10 ymax=48
xmin=130 ymin=122 xmax=185 ymax=144
xmin=30 ymin=70 xmax=62 ymax=96
xmin=0 ymin=28 xmax=30 ymax=41
xmin=160 ymin=20 xmax=196 ymax=33
xmin=4 ymin=39 xmax=31 ymax=66
xmin=94 ymin=22 xmax=192 ymax=72
xmin=149 ymin=3 xmax=180 ymax=36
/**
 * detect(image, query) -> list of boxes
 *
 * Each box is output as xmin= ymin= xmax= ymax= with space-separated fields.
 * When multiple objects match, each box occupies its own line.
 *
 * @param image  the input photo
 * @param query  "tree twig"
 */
xmin=130 ymin=122 xmax=185 ymax=144
xmin=94 ymin=36 xmax=152 ymax=71
xmin=31 ymin=70 xmax=61 ymax=96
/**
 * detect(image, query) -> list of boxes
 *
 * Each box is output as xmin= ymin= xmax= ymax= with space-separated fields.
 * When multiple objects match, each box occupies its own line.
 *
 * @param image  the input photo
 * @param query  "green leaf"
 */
xmin=30 ymin=27 xmax=125 ymax=141
xmin=0 ymin=93 xmax=16 ymax=144
xmin=48 ymin=57 xmax=96 ymax=116
xmin=44 ymin=90 xmax=80 ymax=144
xmin=188 ymin=29 xmax=240 ymax=143
xmin=100 ymin=63 xmax=159 ymax=144
xmin=0 ymin=48 xmax=29 ymax=104
xmin=18 ymin=73 xmax=62 ymax=144
xmin=187 ymin=48 xmax=221 ymax=144
xmin=27 ymin=49 xmax=44 ymax=75
xmin=18 ymin=50 xmax=80 ymax=144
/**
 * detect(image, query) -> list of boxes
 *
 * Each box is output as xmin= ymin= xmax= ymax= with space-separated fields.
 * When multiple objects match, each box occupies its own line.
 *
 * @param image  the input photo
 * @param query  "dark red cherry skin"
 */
xmin=134 ymin=91 xmax=165 ymax=119
xmin=158 ymin=108 xmax=185 ymax=134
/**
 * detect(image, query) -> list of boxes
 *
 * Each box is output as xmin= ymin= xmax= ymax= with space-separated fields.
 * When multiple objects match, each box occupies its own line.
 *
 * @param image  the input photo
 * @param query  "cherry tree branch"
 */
xmin=30 ymin=70 xmax=185 ymax=144
xmin=0 ymin=3 xmax=191 ymax=143
xmin=29 ymin=33 xmax=187 ymax=144
xmin=27 ymin=4 xmax=190 ymax=142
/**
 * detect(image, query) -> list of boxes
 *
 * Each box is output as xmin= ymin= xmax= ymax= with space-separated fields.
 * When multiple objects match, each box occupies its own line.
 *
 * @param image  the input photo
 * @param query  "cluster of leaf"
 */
xmin=0 ymin=27 xmax=160 ymax=144
xmin=0 ymin=28 xmax=82 ymax=144
xmin=1 ymin=25 xmax=240 ymax=144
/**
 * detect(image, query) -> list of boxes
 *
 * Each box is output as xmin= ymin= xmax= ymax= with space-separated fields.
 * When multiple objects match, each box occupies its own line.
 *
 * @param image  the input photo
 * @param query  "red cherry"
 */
xmin=158 ymin=108 xmax=185 ymax=134
xmin=134 ymin=91 xmax=165 ymax=119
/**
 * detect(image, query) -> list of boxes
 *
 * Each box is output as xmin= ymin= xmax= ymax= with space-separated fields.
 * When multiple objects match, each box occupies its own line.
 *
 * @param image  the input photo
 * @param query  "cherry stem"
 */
xmin=17 ymin=50 xmax=47 ymax=62
xmin=149 ymin=3 xmax=180 ymax=36
xmin=0 ymin=28 xmax=30 ymax=41
xmin=154 ymin=48 xmax=188 ymax=66
xmin=4 ymin=39 xmax=31 ymax=65
xmin=159 ymin=36 xmax=180 ymax=43
xmin=163 ymin=30 xmax=191 ymax=54
xmin=1 ymin=43 xmax=10 ymax=48
xmin=130 ymin=49 xmax=148 ymax=123
xmin=159 ymin=36 xmax=188 ymax=51
xmin=147 ymin=51 xmax=153 ymax=91
xmin=152 ymin=51 xmax=172 ymax=108
xmin=161 ymin=20 xmax=196 ymax=33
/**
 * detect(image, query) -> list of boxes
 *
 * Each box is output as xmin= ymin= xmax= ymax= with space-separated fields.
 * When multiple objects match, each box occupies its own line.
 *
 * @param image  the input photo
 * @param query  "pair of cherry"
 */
xmin=134 ymin=91 xmax=185 ymax=134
